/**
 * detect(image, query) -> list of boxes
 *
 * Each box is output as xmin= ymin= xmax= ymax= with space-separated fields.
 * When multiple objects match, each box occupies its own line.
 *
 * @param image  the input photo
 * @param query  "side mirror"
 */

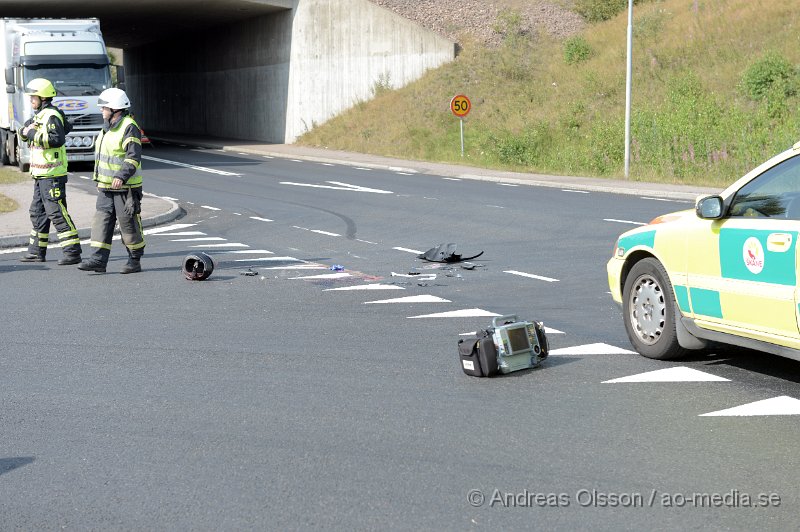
xmin=4 ymin=66 xmax=13 ymax=85
xmin=696 ymin=195 xmax=724 ymax=219
xmin=6 ymin=85 xmax=14 ymax=94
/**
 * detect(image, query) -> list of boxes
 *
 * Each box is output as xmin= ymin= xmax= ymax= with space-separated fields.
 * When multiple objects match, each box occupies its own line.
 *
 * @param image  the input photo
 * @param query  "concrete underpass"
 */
xmin=1 ymin=0 xmax=455 ymax=142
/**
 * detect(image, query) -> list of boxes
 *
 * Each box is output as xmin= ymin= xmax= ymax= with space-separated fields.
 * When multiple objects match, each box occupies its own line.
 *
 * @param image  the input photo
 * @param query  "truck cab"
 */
xmin=0 ymin=18 xmax=123 ymax=171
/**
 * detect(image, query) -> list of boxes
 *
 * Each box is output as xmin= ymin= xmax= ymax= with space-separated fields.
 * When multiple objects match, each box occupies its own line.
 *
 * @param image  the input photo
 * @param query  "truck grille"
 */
xmin=68 ymin=114 xmax=103 ymax=128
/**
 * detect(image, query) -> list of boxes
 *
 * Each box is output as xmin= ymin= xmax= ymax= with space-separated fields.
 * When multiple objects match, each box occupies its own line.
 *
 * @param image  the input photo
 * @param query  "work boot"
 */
xmin=120 ymin=258 xmax=141 ymax=274
xmin=57 ymin=254 xmax=81 ymax=266
xmin=77 ymin=259 xmax=107 ymax=273
xmin=19 ymin=253 xmax=45 ymax=263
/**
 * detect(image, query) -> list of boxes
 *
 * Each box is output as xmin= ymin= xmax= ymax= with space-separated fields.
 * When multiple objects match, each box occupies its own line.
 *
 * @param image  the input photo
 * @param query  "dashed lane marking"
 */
xmin=393 ymin=247 xmax=423 ymax=254
xmin=366 ymin=295 xmax=451 ymax=304
xmin=144 ymin=223 xmax=197 ymax=234
xmin=603 ymin=367 xmax=730 ymax=383
xmin=150 ymin=231 xmax=206 ymax=236
xmin=324 ymin=283 xmax=405 ymax=292
xmin=699 ymin=396 xmax=800 ymax=417
xmin=504 ymin=270 xmax=559 ymax=282
xmin=170 ymin=237 xmax=226 ymax=242
xmin=289 ymin=273 xmax=352 ymax=280
xmin=408 ymin=308 xmax=501 ymax=319
xmin=280 ymin=181 xmax=393 ymax=194
xmin=143 ymin=155 xmax=242 ymax=176
xmin=201 ymin=205 xmax=221 ymax=211
xmin=562 ymin=189 xmax=590 ymax=194
xmin=250 ymin=216 xmax=273 ymax=222
xmin=548 ymin=343 xmax=637 ymax=356
xmin=188 ymin=243 xmax=249 ymax=248
xmin=604 ymin=219 xmax=647 ymax=226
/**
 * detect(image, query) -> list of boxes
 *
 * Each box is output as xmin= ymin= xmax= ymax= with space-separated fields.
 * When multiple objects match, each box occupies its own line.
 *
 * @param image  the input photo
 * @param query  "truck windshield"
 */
xmin=23 ymin=64 xmax=111 ymax=96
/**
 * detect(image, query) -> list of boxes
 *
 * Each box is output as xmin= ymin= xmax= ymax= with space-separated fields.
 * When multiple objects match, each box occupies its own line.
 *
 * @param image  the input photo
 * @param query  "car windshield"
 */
xmin=729 ymin=154 xmax=800 ymax=219
xmin=23 ymin=65 xmax=111 ymax=96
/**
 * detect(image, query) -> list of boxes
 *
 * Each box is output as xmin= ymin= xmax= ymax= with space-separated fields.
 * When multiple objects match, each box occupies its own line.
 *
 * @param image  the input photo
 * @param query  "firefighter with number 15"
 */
xmin=18 ymin=78 xmax=82 ymax=265
xmin=78 ymin=88 xmax=145 ymax=274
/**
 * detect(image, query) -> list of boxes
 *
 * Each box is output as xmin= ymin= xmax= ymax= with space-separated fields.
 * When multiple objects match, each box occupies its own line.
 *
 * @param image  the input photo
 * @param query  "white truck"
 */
xmin=0 ymin=18 xmax=124 ymax=171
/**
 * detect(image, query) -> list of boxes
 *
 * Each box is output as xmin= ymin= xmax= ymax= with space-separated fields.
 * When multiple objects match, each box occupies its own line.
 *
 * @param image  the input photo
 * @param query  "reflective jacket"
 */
xmin=24 ymin=106 xmax=67 ymax=178
xmin=94 ymin=113 xmax=142 ymax=189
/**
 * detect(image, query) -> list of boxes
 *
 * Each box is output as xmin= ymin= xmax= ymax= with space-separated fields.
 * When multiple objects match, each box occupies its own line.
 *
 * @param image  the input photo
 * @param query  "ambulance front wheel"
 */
xmin=622 ymin=257 xmax=689 ymax=360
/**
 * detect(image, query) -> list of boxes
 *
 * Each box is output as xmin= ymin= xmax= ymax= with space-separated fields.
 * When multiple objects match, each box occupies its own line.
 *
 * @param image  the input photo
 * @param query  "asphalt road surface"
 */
xmin=1 ymin=143 xmax=798 ymax=530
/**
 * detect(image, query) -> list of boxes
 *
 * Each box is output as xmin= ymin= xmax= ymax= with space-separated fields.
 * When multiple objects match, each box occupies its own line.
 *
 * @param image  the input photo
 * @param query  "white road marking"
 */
xmin=562 ymin=189 xmax=590 ymax=194
xmin=604 ymin=219 xmax=647 ymax=226
xmin=498 ymin=183 xmax=519 ymax=187
xmin=603 ymin=367 xmax=729 ymax=383
xmin=355 ymin=167 xmax=371 ymax=171
xmin=262 ymin=155 xmax=274 ymax=159
xmin=234 ymin=256 xmax=306 ymax=262
xmin=280 ymin=181 xmax=393 ymax=194
xmin=289 ymin=272 xmax=351 ymax=280
xmin=77 ymin=175 xmax=90 ymax=180
xmin=189 ymin=243 xmax=249 ymax=248
xmin=320 ymin=162 xmax=334 ymax=166
xmin=356 ymin=239 xmax=378 ymax=245
xmin=699 ymin=396 xmax=800 ymax=417
xmin=200 ymin=205 xmax=221 ymax=211
xmin=443 ymin=177 xmax=461 ymax=181
xmin=324 ymin=284 xmax=405 ymax=292
xmin=459 ymin=326 xmax=564 ymax=336
xmin=640 ymin=197 xmax=692 ymax=204
xmin=504 ymin=270 xmax=559 ymax=282
xmin=220 ymin=249 xmax=273 ymax=254
xmin=158 ymin=196 xmax=180 ymax=201
xmin=393 ymin=247 xmax=423 ymax=254
xmin=233 ymin=213 xmax=242 ymax=216
xmin=250 ymin=216 xmax=273 ymax=222
xmin=366 ymin=295 xmax=451 ymax=304
xmin=150 ymin=231 xmax=206 ymax=236
xmin=170 ymin=237 xmax=226 ymax=242
xmin=548 ymin=343 xmax=637 ymax=356
xmin=260 ymin=265 xmax=327 ymax=270
xmin=144 ymin=223 xmax=196 ymax=234
xmin=396 ymin=172 xmax=413 ymax=176
xmin=143 ymin=155 xmax=242 ymax=176
xmin=408 ymin=308 xmax=501 ymax=319
xmin=311 ymin=229 xmax=340 ymax=236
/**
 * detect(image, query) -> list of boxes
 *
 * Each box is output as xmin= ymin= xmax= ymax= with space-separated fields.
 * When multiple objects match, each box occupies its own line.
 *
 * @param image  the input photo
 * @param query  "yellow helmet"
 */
xmin=25 ymin=78 xmax=56 ymax=98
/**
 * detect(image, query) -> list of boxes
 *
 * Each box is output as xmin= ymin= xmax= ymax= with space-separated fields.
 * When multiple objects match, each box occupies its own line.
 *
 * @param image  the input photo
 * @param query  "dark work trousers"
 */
xmin=27 ymin=175 xmax=82 ymax=258
xmin=88 ymin=188 xmax=145 ymax=265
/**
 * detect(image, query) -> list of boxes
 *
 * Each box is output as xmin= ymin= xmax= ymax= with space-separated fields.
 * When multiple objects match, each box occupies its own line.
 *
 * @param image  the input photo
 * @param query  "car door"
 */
xmin=686 ymin=153 xmax=800 ymax=341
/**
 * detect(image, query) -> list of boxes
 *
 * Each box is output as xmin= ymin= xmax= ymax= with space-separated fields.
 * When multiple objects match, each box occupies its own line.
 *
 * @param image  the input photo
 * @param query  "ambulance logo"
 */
xmin=743 ymin=237 xmax=764 ymax=274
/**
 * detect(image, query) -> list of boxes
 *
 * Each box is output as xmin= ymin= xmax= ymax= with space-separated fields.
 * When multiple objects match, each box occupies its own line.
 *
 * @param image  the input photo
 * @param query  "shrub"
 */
xmin=563 ymin=36 xmax=592 ymax=65
xmin=741 ymin=52 xmax=797 ymax=101
xmin=575 ymin=0 xmax=644 ymax=23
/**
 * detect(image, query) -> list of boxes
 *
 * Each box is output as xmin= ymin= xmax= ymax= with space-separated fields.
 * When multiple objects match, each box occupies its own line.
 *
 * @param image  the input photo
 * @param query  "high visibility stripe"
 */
xmin=90 ymin=240 xmax=113 ymax=250
xmin=57 ymin=201 xmax=77 ymax=232
xmin=126 ymin=240 xmax=146 ymax=250
xmin=36 ymin=231 xmax=48 ymax=238
xmin=57 ymin=229 xmax=78 ymax=239
xmin=124 ymin=158 xmax=140 ymax=168
xmin=59 ymin=238 xmax=81 ymax=247
xmin=122 ymin=136 xmax=141 ymax=148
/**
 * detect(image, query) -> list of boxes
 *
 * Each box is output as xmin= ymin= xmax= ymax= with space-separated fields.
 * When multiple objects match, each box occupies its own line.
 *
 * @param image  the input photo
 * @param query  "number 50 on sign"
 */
xmin=450 ymin=94 xmax=471 ymax=157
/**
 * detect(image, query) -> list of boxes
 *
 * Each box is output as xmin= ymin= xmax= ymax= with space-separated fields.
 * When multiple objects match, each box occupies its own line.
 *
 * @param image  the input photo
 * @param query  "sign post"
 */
xmin=450 ymin=94 xmax=471 ymax=157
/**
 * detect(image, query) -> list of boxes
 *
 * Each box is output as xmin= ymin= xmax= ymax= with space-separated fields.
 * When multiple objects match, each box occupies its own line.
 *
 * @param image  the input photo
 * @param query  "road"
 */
xmin=1 ymin=143 xmax=797 ymax=530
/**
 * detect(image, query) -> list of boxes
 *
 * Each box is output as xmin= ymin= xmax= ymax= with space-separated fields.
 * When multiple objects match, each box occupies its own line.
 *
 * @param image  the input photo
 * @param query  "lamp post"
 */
xmin=624 ymin=0 xmax=633 ymax=178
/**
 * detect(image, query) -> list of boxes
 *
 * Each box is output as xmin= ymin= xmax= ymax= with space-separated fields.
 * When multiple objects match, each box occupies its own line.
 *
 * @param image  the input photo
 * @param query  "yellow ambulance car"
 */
xmin=608 ymin=142 xmax=800 ymax=361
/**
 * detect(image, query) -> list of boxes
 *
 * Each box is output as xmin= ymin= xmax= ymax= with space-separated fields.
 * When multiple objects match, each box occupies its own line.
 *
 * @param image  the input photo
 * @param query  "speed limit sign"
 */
xmin=450 ymin=94 xmax=471 ymax=117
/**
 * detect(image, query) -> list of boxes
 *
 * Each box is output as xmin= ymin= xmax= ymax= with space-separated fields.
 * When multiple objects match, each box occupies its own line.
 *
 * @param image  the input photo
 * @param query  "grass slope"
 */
xmin=298 ymin=0 xmax=800 ymax=187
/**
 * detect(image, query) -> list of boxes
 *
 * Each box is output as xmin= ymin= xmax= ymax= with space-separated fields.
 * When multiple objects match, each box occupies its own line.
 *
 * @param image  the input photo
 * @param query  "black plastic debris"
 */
xmin=240 ymin=268 xmax=258 ymax=277
xmin=418 ymin=243 xmax=483 ymax=263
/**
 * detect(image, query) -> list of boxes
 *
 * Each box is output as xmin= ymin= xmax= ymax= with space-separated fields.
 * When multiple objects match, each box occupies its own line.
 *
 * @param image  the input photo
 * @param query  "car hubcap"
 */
xmin=629 ymin=274 xmax=665 ymax=345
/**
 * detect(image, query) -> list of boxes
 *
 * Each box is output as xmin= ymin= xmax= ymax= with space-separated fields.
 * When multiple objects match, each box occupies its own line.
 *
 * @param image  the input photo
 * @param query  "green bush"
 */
xmin=563 ymin=36 xmax=593 ymax=65
xmin=740 ymin=51 xmax=797 ymax=101
xmin=575 ymin=0 xmax=643 ymax=23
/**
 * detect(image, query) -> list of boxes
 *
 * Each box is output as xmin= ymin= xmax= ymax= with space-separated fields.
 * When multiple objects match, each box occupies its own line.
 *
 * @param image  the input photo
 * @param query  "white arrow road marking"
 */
xmin=699 ymin=396 xmax=800 ymax=417
xmin=289 ymin=273 xmax=352 ymax=280
xmin=603 ymin=367 xmax=730 ymax=383
xmin=366 ymin=295 xmax=451 ymax=304
xmin=324 ymin=284 xmax=405 ymax=292
xmin=408 ymin=308 xmax=501 ymax=319
xmin=280 ymin=181 xmax=393 ymax=194
xmin=548 ymin=343 xmax=637 ymax=355
xmin=188 ymin=243 xmax=249 ymax=248
xmin=604 ymin=219 xmax=647 ymax=226
xmin=143 ymin=155 xmax=242 ymax=176
xmin=504 ymin=270 xmax=560 ymax=282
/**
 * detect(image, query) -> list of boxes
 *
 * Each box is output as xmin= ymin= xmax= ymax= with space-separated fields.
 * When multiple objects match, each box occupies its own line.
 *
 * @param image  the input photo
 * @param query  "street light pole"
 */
xmin=624 ymin=0 xmax=633 ymax=179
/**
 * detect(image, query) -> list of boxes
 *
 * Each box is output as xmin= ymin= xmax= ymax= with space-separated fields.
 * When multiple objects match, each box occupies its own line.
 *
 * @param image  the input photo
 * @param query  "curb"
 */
xmin=0 ymin=197 xmax=183 ymax=250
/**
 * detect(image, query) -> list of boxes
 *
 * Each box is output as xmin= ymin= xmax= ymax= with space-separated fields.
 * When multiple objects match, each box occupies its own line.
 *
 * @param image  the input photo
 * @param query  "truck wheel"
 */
xmin=622 ymin=257 xmax=689 ymax=360
xmin=0 ymin=130 xmax=9 ymax=165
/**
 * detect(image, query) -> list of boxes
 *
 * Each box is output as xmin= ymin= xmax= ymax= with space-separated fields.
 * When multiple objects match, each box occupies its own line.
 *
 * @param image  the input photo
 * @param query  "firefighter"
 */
xmin=77 ymin=88 xmax=145 ymax=274
xmin=18 ymin=78 xmax=82 ymax=264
